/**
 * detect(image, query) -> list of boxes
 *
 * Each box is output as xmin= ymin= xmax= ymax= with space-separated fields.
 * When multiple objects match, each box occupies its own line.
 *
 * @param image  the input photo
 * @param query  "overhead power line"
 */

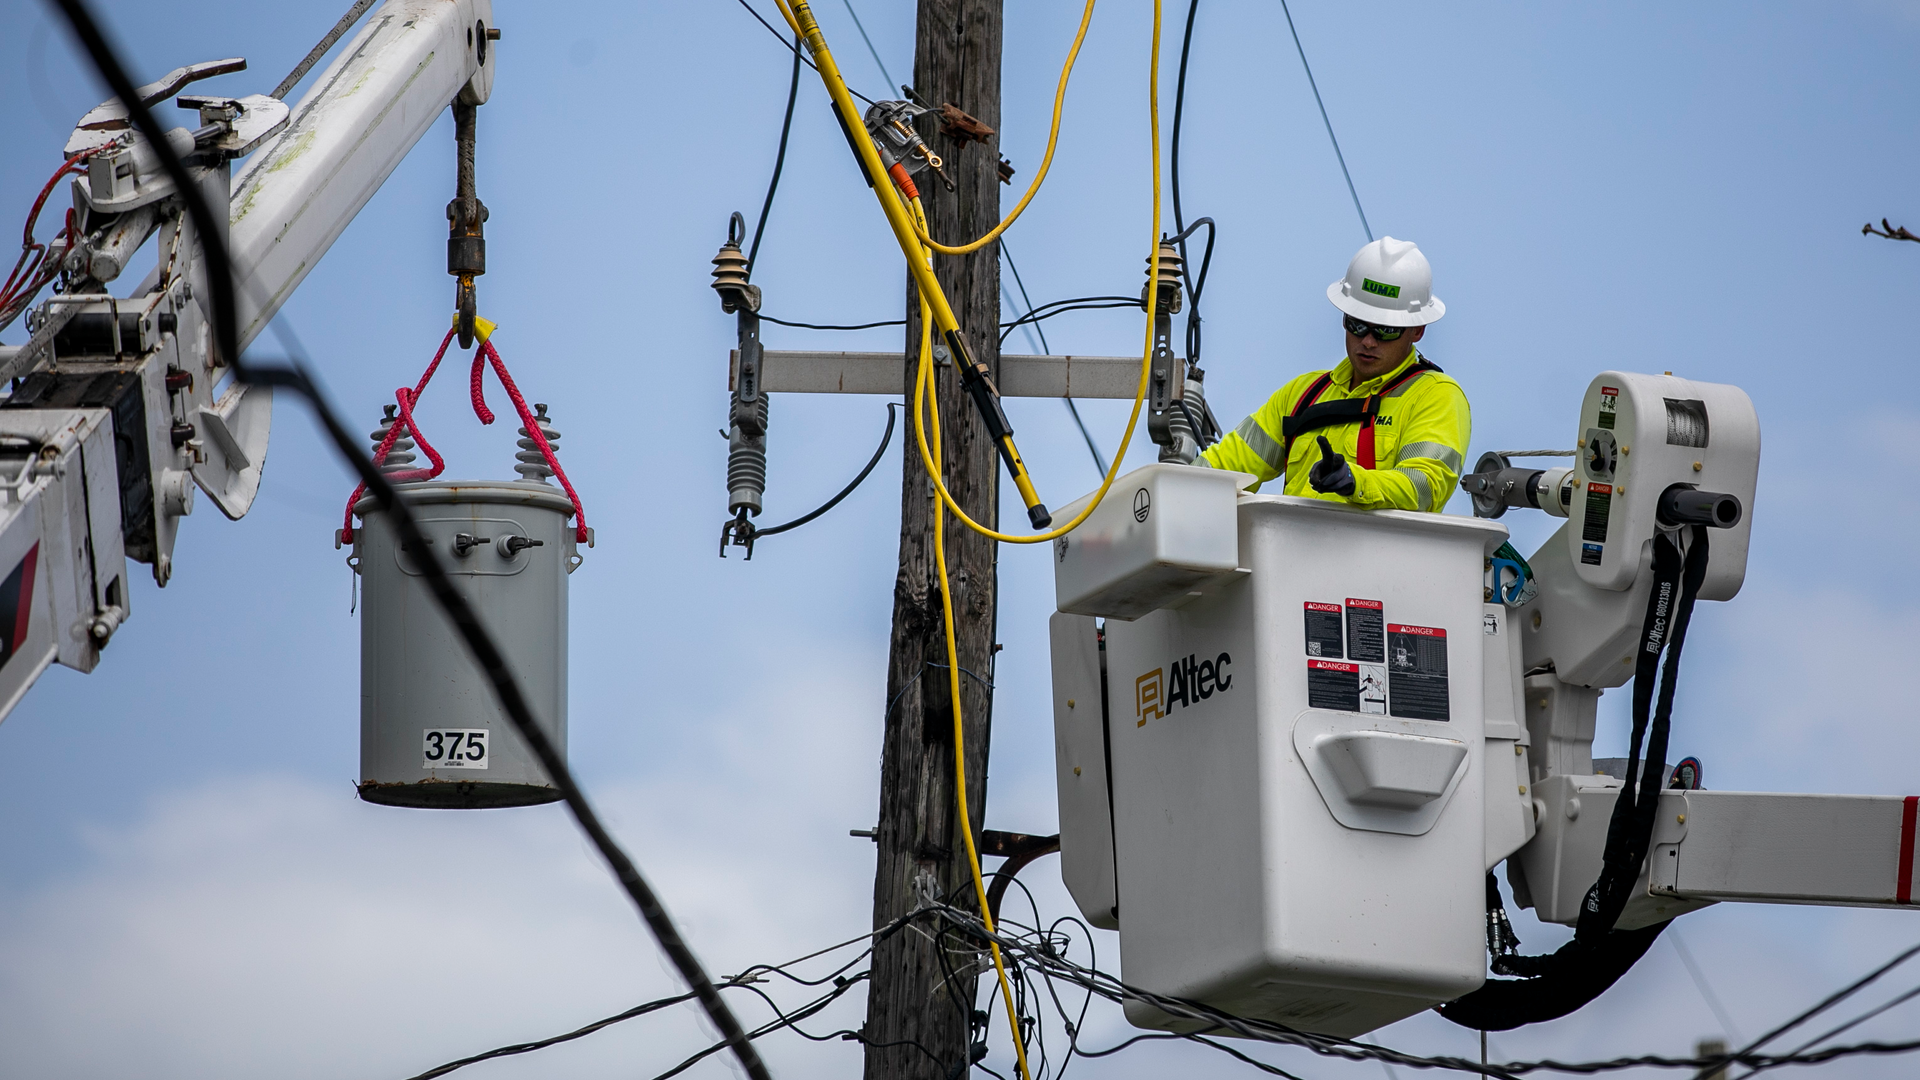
xmin=733 ymin=0 xmax=878 ymax=105
xmin=1003 ymin=241 xmax=1109 ymax=479
xmin=840 ymin=0 xmax=895 ymax=93
xmin=747 ymin=24 xmax=803 ymax=274
xmin=409 ymin=893 xmax=1920 ymax=1080
xmin=1276 ymin=0 xmax=1372 ymax=241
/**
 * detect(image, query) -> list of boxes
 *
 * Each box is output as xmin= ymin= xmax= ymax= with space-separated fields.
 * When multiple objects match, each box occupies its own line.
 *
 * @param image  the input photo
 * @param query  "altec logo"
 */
xmin=1136 ymin=651 xmax=1233 ymax=726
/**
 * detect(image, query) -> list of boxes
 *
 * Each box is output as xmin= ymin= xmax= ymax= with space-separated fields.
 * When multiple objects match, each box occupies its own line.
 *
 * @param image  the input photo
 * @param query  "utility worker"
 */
xmin=1200 ymin=237 xmax=1468 ymax=513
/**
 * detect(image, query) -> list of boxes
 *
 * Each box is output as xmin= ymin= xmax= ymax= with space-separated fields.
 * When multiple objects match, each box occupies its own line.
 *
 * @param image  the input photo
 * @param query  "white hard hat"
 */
xmin=1326 ymin=236 xmax=1445 ymax=327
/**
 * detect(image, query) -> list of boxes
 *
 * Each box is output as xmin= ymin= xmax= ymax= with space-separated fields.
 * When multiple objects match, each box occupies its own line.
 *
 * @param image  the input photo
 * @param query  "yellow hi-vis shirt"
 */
xmin=1198 ymin=353 xmax=1471 ymax=512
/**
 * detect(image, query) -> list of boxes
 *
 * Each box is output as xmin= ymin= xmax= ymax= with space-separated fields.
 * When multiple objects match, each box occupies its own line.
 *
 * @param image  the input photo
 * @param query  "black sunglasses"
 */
xmin=1342 ymin=314 xmax=1406 ymax=342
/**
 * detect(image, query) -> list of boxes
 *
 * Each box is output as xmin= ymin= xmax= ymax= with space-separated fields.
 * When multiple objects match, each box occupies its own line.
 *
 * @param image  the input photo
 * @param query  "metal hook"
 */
xmin=727 ymin=210 xmax=746 ymax=248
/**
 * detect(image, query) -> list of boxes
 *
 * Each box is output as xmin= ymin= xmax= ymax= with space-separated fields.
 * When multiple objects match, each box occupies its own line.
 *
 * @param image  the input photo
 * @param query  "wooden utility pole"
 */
xmin=864 ymin=2 xmax=1005 ymax=1078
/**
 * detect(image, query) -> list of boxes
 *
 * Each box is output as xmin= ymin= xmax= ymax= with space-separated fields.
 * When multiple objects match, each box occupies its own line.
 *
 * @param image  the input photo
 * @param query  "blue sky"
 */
xmin=2 ymin=0 xmax=1920 ymax=1077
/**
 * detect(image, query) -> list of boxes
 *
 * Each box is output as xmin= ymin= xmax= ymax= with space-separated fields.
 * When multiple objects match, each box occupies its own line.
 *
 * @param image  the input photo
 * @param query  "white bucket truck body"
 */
xmin=1049 ymin=464 xmax=1520 ymax=1036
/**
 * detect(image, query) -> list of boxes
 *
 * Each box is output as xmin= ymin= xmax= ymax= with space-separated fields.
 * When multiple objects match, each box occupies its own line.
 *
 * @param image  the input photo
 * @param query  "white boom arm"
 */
xmin=231 ymin=0 xmax=495 ymax=349
xmin=0 ymin=0 xmax=495 ymax=725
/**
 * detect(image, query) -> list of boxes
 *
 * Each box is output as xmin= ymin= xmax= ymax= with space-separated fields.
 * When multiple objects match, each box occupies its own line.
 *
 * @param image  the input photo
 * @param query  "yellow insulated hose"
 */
xmin=911 ymin=0 xmax=1096 ymax=256
xmin=909 ymin=192 xmax=1154 ymax=546
xmin=773 ymin=0 xmax=1053 ymax=530
xmin=770 ymin=3 xmax=1168 ymax=1076
xmin=919 ymin=293 xmax=1033 ymax=1080
xmin=908 ymin=6 xmax=1164 ymax=1074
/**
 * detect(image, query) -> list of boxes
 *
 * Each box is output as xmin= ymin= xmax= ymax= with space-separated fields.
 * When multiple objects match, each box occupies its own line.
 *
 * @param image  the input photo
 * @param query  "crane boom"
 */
xmin=232 ymin=0 xmax=494 ymax=349
xmin=0 ymin=0 xmax=496 ymax=728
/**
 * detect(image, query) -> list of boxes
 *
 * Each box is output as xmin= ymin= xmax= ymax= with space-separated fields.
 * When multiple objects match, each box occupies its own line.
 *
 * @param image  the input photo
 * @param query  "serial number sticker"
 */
xmin=423 ymin=728 xmax=489 ymax=769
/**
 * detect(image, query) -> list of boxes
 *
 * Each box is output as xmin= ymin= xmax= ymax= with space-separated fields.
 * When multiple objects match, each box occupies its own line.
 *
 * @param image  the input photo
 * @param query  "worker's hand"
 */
xmin=1309 ymin=435 xmax=1357 ymax=497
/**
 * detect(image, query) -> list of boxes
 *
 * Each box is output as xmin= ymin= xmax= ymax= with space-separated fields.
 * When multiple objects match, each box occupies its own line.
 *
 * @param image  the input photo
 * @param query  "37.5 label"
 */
xmin=423 ymin=728 xmax=489 ymax=769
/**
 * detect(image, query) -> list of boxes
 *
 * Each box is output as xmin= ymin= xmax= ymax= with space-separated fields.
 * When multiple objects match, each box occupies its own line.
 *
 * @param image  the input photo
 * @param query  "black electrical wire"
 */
xmin=759 ymin=314 xmax=906 ymax=330
xmin=997 ymin=302 xmax=1139 ymax=343
xmin=997 ymin=297 xmax=1141 ymax=344
xmin=42 ymin=6 xmax=774 ymax=1080
xmin=1168 ymin=0 xmax=1222 ymax=381
xmin=839 ymin=0 xmax=895 ymax=92
xmin=1277 ymin=0 xmax=1371 ymax=242
xmin=1728 ymin=940 xmax=1920 ymax=1069
xmin=401 ymin=986 xmax=710 ymax=1080
xmin=747 ymin=24 xmax=802 ymax=275
xmin=757 ymin=295 xmax=1140 ymax=337
xmin=408 ymin=912 xmax=919 ymax=1080
xmin=1169 ymin=216 xmax=1217 ymax=377
xmin=1000 ymin=244 xmax=1053 ymax=355
xmin=733 ymin=0 xmax=877 ymax=106
xmin=750 ymin=402 xmax=896 ymax=538
xmin=648 ymin=976 xmax=866 ymax=1080
xmin=414 ymin=901 xmax=1920 ymax=1080
xmin=1170 ymin=0 xmax=1201 ymax=285
xmin=1003 ymin=242 xmax=1108 ymax=480
xmin=931 ymin=902 xmax=1920 ymax=1078
xmin=1740 ymin=982 xmax=1920 ymax=1080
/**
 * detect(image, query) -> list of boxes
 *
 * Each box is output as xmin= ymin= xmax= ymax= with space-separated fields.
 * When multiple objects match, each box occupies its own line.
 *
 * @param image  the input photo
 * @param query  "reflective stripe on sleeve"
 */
xmin=1235 ymin=415 xmax=1289 ymax=473
xmin=1396 ymin=440 xmax=1464 ymax=474
xmin=1396 ymin=467 xmax=1434 ymax=512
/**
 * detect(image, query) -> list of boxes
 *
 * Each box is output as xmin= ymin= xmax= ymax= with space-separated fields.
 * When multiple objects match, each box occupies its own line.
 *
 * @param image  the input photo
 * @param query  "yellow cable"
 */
xmin=921 ymin=294 xmax=1033 ymax=1080
xmin=911 ymin=0 xmax=1095 ymax=256
xmin=769 ymin=5 xmax=1165 ymax=1076
xmin=909 ymin=192 xmax=1151 ymax=544
xmin=768 ymin=0 xmax=978 ymax=375
xmin=903 ymin=0 xmax=1167 ymax=547
xmin=777 ymin=0 xmax=1116 ymax=540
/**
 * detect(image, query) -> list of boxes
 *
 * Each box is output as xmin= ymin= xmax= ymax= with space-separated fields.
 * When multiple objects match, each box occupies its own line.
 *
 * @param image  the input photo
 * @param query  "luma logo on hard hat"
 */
xmin=1329 ymin=236 xmax=1446 ymax=327
xmin=1136 ymin=652 xmax=1233 ymax=725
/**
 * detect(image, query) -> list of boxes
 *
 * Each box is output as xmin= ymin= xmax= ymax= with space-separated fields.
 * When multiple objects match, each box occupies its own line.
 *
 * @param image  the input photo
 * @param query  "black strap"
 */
xmin=1576 ymin=525 xmax=1710 ymax=944
xmin=1277 ymin=358 xmax=1442 ymax=463
xmin=1438 ymin=525 xmax=1710 ymax=1031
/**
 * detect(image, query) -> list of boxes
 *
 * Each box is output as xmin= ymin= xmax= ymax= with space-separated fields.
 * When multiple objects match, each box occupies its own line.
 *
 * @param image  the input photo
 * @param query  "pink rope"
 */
xmin=340 ymin=328 xmax=587 ymax=544
xmin=470 ymin=339 xmax=589 ymax=542
xmin=383 ymin=387 xmax=445 ymax=483
xmin=469 ymin=349 xmax=494 ymax=425
xmin=339 ymin=327 xmax=459 ymax=540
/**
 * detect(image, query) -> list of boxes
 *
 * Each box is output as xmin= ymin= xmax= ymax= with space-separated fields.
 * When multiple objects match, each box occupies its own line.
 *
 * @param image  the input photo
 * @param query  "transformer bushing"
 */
xmin=352 ymin=477 xmax=580 ymax=808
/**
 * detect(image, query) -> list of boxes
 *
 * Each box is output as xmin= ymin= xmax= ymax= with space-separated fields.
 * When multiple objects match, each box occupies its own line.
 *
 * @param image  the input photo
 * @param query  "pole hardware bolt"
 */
xmin=499 ymin=535 xmax=544 ymax=556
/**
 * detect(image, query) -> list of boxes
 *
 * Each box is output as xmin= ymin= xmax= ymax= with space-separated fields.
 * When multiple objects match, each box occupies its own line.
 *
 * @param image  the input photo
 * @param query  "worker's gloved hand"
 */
xmin=1309 ymin=435 xmax=1357 ymax=497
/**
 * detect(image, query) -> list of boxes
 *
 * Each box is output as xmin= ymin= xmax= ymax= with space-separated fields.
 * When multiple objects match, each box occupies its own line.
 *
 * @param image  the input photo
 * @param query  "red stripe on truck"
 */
xmin=1900 ymin=796 xmax=1918 ymax=905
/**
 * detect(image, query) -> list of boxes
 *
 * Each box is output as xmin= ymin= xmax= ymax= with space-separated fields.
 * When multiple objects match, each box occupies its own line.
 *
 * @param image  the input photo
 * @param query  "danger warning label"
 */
xmin=1308 ymin=660 xmax=1360 ymax=712
xmin=1345 ymin=598 xmax=1385 ymax=662
xmin=1387 ymin=624 xmax=1450 ymax=721
xmin=1304 ymin=602 xmax=1343 ymax=658
xmin=1583 ymin=482 xmax=1613 ymax=544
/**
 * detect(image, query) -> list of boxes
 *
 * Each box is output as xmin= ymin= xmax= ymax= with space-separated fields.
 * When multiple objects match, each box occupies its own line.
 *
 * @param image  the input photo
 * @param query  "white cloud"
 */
xmin=0 ymin=650 xmax=888 ymax=1080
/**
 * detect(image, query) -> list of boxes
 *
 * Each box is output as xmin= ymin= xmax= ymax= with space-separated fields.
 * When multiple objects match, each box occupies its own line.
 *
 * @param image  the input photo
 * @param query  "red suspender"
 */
xmin=1282 ymin=361 xmax=1437 ymax=473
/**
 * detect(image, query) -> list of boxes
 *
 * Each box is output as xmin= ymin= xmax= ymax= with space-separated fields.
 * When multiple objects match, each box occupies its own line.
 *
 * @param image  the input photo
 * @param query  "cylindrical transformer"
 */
xmin=353 ymin=480 xmax=579 ymax=808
